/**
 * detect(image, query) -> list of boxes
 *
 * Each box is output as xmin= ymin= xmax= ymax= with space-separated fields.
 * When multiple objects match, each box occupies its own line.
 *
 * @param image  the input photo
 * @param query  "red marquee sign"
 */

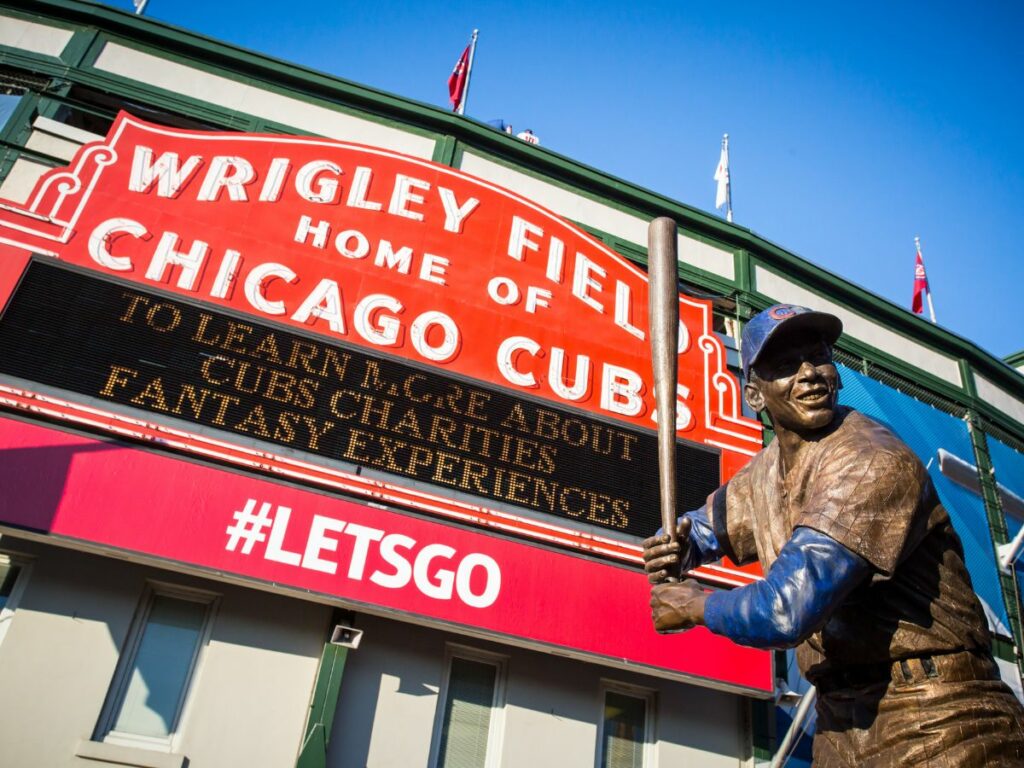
xmin=0 ymin=115 xmax=769 ymax=689
xmin=0 ymin=114 xmax=761 ymax=569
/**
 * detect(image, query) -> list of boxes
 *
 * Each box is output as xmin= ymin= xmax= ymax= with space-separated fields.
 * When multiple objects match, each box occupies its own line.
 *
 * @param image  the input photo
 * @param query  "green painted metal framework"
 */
xmin=2 ymin=5 xmax=1024 ymax=755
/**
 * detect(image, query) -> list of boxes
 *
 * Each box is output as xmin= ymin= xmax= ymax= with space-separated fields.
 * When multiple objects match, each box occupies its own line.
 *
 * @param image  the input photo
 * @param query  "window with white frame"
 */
xmin=597 ymin=682 xmax=655 ymax=768
xmin=431 ymin=646 xmax=507 ymax=768
xmin=0 ymin=552 xmax=30 ymax=649
xmin=94 ymin=583 xmax=217 ymax=750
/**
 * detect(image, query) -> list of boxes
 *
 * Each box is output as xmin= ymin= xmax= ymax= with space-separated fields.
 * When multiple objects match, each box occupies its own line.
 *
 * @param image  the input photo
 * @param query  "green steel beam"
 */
xmin=749 ymin=697 xmax=776 ymax=762
xmin=296 ymin=611 xmax=355 ymax=768
xmin=432 ymin=134 xmax=459 ymax=166
xmin=965 ymin=405 xmax=1024 ymax=671
xmin=961 ymin=359 xmax=1024 ymax=670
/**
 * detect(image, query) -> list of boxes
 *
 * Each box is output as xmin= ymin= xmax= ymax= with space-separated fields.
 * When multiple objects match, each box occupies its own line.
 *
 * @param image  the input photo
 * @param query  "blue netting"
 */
xmin=836 ymin=364 xmax=1009 ymax=629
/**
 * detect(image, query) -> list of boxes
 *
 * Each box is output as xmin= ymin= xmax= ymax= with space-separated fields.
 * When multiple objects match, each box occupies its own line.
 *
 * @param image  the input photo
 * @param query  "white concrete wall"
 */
xmin=329 ymin=613 xmax=746 ymax=768
xmin=91 ymin=42 xmax=435 ymax=159
xmin=975 ymin=373 xmax=1024 ymax=428
xmin=0 ymin=155 xmax=51 ymax=205
xmin=0 ymin=538 xmax=330 ymax=768
xmin=0 ymin=14 xmax=72 ymax=57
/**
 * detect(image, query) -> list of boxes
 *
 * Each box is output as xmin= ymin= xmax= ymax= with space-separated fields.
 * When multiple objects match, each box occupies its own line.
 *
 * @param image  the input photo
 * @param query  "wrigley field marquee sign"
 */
xmin=0 ymin=114 xmax=770 ymax=693
xmin=0 ymin=114 xmax=761 ymax=551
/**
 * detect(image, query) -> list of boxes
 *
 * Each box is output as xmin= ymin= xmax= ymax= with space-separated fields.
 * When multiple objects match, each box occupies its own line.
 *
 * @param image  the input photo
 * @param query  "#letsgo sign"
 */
xmin=0 ymin=414 xmax=769 ymax=693
xmin=0 ymin=114 xmax=760 ymax=553
xmin=225 ymin=498 xmax=501 ymax=609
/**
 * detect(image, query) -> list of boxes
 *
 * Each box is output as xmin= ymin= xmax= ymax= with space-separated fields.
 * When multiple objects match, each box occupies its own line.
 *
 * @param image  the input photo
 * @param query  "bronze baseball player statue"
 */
xmin=644 ymin=303 xmax=1024 ymax=766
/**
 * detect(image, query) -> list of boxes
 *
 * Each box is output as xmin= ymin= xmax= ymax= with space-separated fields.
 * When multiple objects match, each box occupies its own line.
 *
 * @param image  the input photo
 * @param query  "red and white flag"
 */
xmin=911 ymin=239 xmax=934 ymax=321
xmin=911 ymin=252 xmax=928 ymax=314
xmin=448 ymin=44 xmax=471 ymax=111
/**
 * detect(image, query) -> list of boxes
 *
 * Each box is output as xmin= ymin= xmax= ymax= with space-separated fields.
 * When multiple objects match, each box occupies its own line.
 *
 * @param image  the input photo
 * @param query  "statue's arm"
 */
xmin=702 ymin=527 xmax=870 ymax=648
xmin=681 ymin=506 xmax=723 ymax=570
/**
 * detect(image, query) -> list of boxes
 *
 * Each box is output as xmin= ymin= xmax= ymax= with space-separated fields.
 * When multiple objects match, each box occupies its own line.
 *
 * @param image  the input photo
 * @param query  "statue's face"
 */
xmin=744 ymin=331 xmax=840 ymax=435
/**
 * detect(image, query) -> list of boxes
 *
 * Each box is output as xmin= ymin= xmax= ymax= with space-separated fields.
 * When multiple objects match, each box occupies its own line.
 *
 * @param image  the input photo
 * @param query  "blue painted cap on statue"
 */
xmin=741 ymin=304 xmax=843 ymax=380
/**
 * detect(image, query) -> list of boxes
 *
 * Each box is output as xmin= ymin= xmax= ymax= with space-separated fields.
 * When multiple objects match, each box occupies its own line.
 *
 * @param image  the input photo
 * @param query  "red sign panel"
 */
xmin=0 ymin=414 xmax=770 ymax=694
xmin=0 ymin=114 xmax=769 ymax=688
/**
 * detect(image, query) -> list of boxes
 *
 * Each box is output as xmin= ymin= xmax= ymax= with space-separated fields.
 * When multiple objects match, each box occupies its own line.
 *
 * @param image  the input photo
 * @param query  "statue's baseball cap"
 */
xmin=741 ymin=304 xmax=843 ymax=380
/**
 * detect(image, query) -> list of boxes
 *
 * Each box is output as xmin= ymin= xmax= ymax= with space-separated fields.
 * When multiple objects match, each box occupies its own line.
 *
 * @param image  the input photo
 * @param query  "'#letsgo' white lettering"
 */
xmin=225 ymin=499 xmax=501 ymax=608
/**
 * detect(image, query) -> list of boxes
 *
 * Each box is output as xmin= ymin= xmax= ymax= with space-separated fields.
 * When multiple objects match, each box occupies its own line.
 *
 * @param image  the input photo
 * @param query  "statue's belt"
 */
xmin=812 ymin=648 xmax=998 ymax=693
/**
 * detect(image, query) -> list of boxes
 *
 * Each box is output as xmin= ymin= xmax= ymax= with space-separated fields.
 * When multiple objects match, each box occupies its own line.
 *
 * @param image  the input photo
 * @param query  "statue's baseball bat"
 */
xmin=648 ymin=217 xmax=679 ymax=578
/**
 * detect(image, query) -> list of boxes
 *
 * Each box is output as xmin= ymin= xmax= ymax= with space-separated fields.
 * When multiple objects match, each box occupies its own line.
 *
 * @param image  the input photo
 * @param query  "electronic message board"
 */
xmin=0 ymin=261 xmax=720 ymax=539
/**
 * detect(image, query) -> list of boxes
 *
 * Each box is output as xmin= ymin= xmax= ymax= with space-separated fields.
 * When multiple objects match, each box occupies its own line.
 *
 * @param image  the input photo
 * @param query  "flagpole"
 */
xmin=457 ymin=29 xmax=479 ymax=116
xmin=724 ymin=133 xmax=733 ymax=223
xmin=916 ymin=236 xmax=937 ymax=324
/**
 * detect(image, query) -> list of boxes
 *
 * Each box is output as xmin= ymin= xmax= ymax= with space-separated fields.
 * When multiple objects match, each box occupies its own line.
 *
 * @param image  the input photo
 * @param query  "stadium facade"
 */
xmin=0 ymin=2 xmax=1022 ymax=766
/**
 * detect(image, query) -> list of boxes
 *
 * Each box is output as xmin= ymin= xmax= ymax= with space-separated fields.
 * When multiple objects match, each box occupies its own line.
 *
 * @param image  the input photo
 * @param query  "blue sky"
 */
xmin=117 ymin=0 xmax=1023 ymax=359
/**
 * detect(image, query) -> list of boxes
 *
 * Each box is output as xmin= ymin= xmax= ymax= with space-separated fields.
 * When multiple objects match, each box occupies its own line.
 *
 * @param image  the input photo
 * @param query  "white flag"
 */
xmin=714 ymin=140 xmax=730 ymax=210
